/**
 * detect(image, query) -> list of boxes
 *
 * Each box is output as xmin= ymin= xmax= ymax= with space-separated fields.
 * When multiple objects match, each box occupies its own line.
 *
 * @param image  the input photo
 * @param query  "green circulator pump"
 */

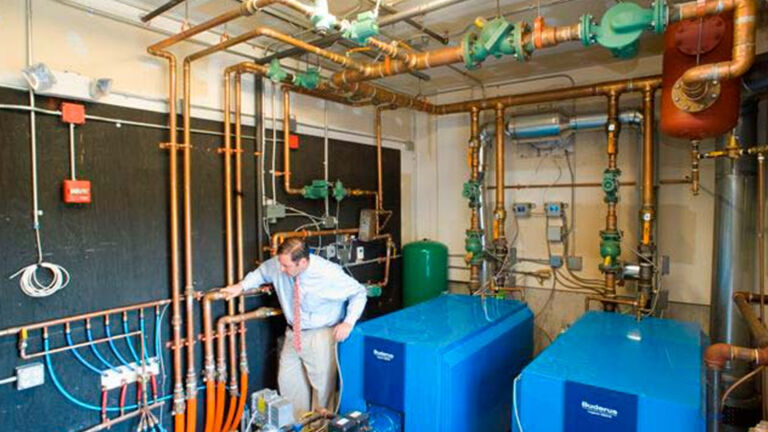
xmin=403 ymin=239 xmax=449 ymax=307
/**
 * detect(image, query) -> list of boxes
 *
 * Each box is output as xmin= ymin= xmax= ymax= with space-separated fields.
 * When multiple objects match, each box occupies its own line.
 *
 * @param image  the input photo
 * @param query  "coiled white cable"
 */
xmin=10 ymin=262 xmax=70 ymax=297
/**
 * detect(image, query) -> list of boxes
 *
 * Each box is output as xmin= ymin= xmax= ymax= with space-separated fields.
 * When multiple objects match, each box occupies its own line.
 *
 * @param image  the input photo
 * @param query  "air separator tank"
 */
xmin=402 ymin=239 xmax=448 ymax=307
xmin=659 ymin=13 xmax=740 ymax=140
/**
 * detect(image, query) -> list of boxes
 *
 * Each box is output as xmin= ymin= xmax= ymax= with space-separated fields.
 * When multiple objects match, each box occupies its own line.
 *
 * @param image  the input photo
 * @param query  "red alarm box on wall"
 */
xmin=62 ymin=180 xmax=92 ymax=204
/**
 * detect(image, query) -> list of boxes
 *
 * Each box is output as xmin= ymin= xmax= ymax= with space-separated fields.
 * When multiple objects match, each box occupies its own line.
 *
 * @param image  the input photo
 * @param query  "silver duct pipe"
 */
xmin=479 ymin=110 xmax=643 ymax=143
xmin=710 ymin=99 xmax=760 ymax=431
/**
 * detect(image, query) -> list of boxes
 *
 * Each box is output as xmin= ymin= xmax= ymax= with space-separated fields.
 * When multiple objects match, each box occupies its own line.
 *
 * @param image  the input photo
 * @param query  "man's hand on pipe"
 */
xmin=221 ymin=283 xmax=244 ymax=300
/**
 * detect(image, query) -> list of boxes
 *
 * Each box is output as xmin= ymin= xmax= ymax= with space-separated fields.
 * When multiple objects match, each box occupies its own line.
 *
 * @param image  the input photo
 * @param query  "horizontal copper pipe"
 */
xmin=147 ymin=0 xmax=314 ymax=52
xmin=187 ymin=27 xmax=366 ymax=72
xmin=23 ymin=331 xmax=142 ymax=360
xmin=436 ymin=76 xmax=662 ymax=114
xmin=83 ymin=402 xmax=165 ymax=432
xmin=533 ymin=17 xmax=581 ymax=49
xmin=331 ymin=45 xmax=464 ymax=86
xmin=0 ymin=299 xmax=171 ymax=337
xmin=486 ymin=178 xmax=691 ymax=190
xmin=270 ymin=229 xmax=359 ymax=254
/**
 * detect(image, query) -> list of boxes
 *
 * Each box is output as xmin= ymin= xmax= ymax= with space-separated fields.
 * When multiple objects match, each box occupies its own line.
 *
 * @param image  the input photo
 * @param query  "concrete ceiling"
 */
xmin=120 ymin=0 xmax=667 ymax=95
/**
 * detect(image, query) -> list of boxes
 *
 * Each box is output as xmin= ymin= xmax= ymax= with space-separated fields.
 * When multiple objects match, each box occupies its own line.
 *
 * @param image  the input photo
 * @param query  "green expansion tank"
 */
xmin=402 ymin=239 xmax=449 ymax=307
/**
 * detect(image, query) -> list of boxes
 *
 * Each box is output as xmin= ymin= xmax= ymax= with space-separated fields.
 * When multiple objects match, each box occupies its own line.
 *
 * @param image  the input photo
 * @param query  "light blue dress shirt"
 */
xmin=241 ymin=255 xmax=367 ymax=329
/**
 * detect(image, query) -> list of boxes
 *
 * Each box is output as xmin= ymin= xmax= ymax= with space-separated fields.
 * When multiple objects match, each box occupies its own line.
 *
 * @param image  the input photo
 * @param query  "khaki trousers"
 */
xmin=278 ymin=327 xmax=338 ymax=420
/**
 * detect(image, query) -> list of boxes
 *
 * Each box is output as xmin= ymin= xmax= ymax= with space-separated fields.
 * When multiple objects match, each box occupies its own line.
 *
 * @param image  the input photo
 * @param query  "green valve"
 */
xmin=366 ymin=284 xmax=383 ymax=298
xmin=602 ymin=168 xmax=621 ymax=204
xmin=302 ymin=179 xmax=330 ymax=200
xmin=462 ymin=180 xmax=482 ymax=208
xmin=599 ymin=230 xmax=622 ymax=272
xmin=332 ymin=180 xmax=347 ymax=202
xmin=310 ymin=6 xmax=337 ymax=33
xmin=342 ymin=11 xmax=380 ymax=45
xmin=465 ymin=230 xmax=484 ymax=265
xmin=462 ymin=17 xmax=523 ymax=69
xmin=293 ymin=68 xmax=320 ymax=90
xmin=582 ymin=1 xmax=667 ymax=59
xmin=266 ymin=59 xmax=288 ymax=83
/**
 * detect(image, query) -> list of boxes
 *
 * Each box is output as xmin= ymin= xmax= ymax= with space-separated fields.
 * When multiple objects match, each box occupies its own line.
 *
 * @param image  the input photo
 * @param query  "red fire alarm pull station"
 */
xmin=289 ymin=134 xmax=299 ymax=150
xmin=61 ymin=102 xmax=91 ymax=204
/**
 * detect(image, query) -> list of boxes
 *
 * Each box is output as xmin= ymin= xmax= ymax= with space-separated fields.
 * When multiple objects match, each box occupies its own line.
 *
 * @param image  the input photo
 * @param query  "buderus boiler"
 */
xmin=513 ymin=311 xmax=707 ymax=432
xmin=338 ymin=294 xmax=533 ymax=432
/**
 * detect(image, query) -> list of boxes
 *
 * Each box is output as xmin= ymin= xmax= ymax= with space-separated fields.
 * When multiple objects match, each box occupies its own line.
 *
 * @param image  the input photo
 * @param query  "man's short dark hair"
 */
xmin=277 ymin=238 xmax=310 ymax=263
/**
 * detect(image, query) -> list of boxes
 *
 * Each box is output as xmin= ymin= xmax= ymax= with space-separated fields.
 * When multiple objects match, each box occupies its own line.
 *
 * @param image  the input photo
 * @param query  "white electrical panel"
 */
xmin=16 ymin=363 xmax=44 ymax=390
xmin=100 ymin=357 xmax=160 ymax=391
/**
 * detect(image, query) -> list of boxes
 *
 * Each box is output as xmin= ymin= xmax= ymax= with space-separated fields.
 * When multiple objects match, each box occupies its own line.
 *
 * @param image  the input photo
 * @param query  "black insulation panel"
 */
xmin=0 ymin=86 xmax=401 ymax=431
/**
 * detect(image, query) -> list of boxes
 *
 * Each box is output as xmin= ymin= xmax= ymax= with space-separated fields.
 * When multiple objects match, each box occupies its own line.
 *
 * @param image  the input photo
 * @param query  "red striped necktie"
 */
xmin=293 ymin=276 xmax=301 ymax=352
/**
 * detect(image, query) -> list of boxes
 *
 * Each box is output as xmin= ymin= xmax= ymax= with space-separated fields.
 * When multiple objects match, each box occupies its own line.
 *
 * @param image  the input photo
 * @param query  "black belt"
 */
xmin=286 ymin=324 xmax=327 ymax=332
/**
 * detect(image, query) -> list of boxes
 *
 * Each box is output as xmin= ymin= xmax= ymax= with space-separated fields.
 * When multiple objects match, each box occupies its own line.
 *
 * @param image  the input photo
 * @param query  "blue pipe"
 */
xmin=104 ymin=317 xmax=133 ymax=369
xmin=86 ymin=327 xmax=115 ymax=369
xmin=65 ymin=330 xmax=103 ymax=375
xmin=122 ymin=315 xmax=141 ymax=363
xmin=43 ymin=338 xmax=170 ymax=412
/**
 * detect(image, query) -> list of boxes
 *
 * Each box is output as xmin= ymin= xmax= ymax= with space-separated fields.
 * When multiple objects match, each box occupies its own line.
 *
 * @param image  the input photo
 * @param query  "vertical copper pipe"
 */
xmin=283 ymin=87 xmax=303 ymax=195
xmin=182 ymin=58 xmax=198 ymax=432
xmin=493 ymin=105 xmax=506 ymax=244
xmin=637 ymin=86 xmax=657 ymax=304
xmin=202 ymin=291 xmax=227 ymax=432
xmin=758 ymin=153 xmax=766 ymax=418
xmin=467 ymin=108 xmax=481 ymax=293
xmin=146 ymin=47 xmax=186 ymax=429
xmin=375 ymin=107 xmax=385 ymax=212
xmin=604 ymin=91 xmax=620 ymax=300
xmin=229 ymin=70 xmax=249 ymax=432
xmin=221 ymin=67 xmax=239 ymax=432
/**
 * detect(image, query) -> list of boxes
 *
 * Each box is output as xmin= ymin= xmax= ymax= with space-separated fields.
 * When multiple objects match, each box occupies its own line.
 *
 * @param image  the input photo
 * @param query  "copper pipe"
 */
xmin=374 ymin=106 xmax=392 ymax=212
xmin=368 ymin=236 xmax=393 ymax=287
xmin=674 ymin=0 xmax=757 ymax=85
xmin=182 ymin=58 xmax=198 ymax=432
xmin=146 ymin=44 xmax=186 ymax=425
xmin=147 ymin=0 xmax=314 ymax=53
xmin=584 ymin=295 xmax=648 ymax=320
xmin=436 ymin=76 xmax=662 ymax=114
xmin=331 ymin=45 xmax=464 ymax=86
xmin=365 ymin=38 xmax=414 ymax=63
xmin=758 ymin=154 xmax=766 ymax=329
xmin=202 ymin=290 xmax=228 ymax=432
xmin=532 ymin=17 xmax=581 ymax=49
xmin=604 ymin=91 xmax=620 ymax=301
xmin=734 ymin=293 xmax=768 ymax=348
xmin=0 ymin=298 xmax=171 ymax=336
xmin=270 ymin=229 xmax=359 ymax=255
xmin=705 ymin=290 xmax=768 ymax=370
xmin=691 ymin=140 xmax=701 ymax=195
xmin=187 ymin=27 xmax=366 ymax=73
xmin=217 ymin=308 xmax=282 ymax=334
xmin=282 ymin=87 xmax=303 ymax=195
xmin=21 ymin=331 xmax=142 ymax=360
xmin=486 ymin=178 xmax=691 ymax=190
xmin=640 ymin=86 xmax=655 ymax=246
xmin=82 ymin=402 xmax=165 ymax=432
xmin=467 ymin=108 xmax=481 ymax=293
xmin=229 ymin=66 xmax=249 ymax=432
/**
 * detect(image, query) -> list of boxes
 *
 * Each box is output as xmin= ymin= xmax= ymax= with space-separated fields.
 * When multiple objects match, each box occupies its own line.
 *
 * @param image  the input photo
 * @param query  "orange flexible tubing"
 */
xmin=230 ymin=373 xmax=249 ymax=431
xmin=220 ymin=395 xmax=237 ymax=432
xmin=186 ymin=398 xmax=197 ymax=432
xmin=175 ymin=413 xmax=185 ymax=432
xmin=204 ymin=381 xmax=215 ymax=432
xmin=212 ymin=382 xmax=226 ymax=432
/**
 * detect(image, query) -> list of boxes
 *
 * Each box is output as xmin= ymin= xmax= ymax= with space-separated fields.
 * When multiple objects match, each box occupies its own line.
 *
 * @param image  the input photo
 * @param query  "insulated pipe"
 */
xmin=493 ymin=105 xmax=508 ymax=283
xmin=674 ymin=0 xmax=757 ymax=85
xmin=705 ymin=291 xmax=768 ymax=370
xmin=202 ymin=291 xmax=228 ymax=432
xmin=478 ymin=110 xmax=644 ymax=142
xmin=145 ymin=45 xmax=186 ymax=430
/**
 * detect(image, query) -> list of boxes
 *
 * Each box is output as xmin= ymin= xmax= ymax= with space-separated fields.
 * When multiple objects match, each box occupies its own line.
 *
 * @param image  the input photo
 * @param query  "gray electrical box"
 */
xmin=358 ymin=209 xmax=377 ymax=242
xmin=544 ymin=202 xmax=566 ymax=218
xmin=547 ymin=225 xmax=564 ymax=243
xmin=265 ymin=203 xmax=286 ymax=223
xmin=513 ymin=202 xmax=534 ymax=218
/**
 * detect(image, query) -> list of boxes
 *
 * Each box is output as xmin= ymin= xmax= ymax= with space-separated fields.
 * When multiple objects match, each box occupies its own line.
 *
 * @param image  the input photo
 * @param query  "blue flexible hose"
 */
xmin=86 ymin=327 xmax=115 ymax=369
xmin=104 ymin=317 xmax=133 ymax=369
xmin=44 ymin=338 xmax=171 ymax=412
xmin=122 ymin=315 xmax=141 ymax=363
xmin=65 ymin=331 xmax=103 ymax=375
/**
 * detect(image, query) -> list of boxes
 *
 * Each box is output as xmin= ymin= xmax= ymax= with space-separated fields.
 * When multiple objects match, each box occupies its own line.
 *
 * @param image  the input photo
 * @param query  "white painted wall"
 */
xmin=413 ymin=56 xmax=745 ymax=307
